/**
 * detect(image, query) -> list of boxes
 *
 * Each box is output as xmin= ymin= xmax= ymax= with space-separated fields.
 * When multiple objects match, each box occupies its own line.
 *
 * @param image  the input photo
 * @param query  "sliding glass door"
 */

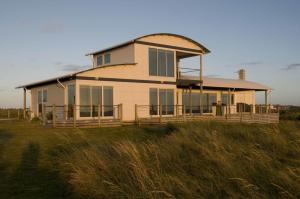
xmin=149 ymin=88 xmax=174 ymax=115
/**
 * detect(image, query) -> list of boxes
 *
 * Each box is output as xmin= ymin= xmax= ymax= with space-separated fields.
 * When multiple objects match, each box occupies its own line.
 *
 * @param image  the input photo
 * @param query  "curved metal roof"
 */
xmin=86 ymin=33 xmax=210 ymax=55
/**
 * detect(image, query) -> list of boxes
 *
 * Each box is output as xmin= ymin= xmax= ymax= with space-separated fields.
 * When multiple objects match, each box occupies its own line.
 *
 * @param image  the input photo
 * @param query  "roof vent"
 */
xmin=238 ymin=69 xmax=245 ymax=80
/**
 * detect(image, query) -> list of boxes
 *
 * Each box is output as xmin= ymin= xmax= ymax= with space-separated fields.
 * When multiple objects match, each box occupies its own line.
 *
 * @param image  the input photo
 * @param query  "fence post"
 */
xmin=18 ymin=109 xmax=20 ymax=120
xmin=98 ymin=104 xmax=101 ymax=127
xmin=135 ymin=104 xmax=138 ymax=124
xmin=73 ymin=104 xmax=76 ymax=128
xmin=183 ymin=105 xmax=186 ymax=122
xmin=52 ymin=104 xmax=56 ymax=128
xmin=159 ymin=104 xmax=162 ymax=124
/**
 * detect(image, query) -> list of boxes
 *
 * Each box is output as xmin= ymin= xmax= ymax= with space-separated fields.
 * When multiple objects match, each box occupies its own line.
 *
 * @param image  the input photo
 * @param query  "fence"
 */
xmin=0 ymin=108 xmax=31 ymax=120
xmin=135 ymin=104 xmax=279 ymax=124
xmin=42 ymin=104 xmax=123 ymax=127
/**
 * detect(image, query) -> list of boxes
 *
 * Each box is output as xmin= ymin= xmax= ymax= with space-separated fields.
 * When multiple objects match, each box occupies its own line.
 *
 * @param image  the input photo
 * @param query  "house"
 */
xmin=17 ymin=33 xmax=276 ymax=125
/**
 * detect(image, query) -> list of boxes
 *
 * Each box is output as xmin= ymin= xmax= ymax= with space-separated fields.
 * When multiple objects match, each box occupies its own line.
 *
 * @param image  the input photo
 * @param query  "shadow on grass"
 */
xmin=3 ymin=142 xmax=73 ymax=199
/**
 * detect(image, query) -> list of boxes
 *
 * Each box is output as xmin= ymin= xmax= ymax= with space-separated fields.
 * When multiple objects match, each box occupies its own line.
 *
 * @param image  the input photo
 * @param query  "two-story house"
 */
xmin=17 ymin=33 xmax=272 ymax=123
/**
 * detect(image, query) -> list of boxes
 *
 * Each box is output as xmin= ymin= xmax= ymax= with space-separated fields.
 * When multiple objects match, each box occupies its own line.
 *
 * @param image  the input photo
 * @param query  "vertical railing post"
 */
xmin=183 ymin=105 xmax=186 ymax=122
xmin=52 ymin=104 xmax=56 ymax=128
xmin=98 ymin=104 xmax=101 ymax=127
xmin=159 ymin=104 xmax=162 ymax=124
xmin=135 ymin=104 xmax=138 ymax=123
xmin=73 ymin=104 xmax=76 ymax=128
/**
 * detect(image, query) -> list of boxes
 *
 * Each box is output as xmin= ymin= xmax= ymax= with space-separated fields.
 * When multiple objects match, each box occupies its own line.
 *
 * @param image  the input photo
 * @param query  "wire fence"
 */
xmin=0 ymin=108 xmax=31 ymax=120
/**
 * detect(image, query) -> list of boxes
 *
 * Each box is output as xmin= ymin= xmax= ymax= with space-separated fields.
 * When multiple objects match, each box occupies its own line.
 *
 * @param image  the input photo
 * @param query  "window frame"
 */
xmin=104 ymin=53 xmax=111 ymax=64
xmin=149 ymin=88 xmax=174 ymax=116
xmin=97 ymin=54 xmax=103 ymax=66
xmin=148 ymin=47 xmax=175 ymax=77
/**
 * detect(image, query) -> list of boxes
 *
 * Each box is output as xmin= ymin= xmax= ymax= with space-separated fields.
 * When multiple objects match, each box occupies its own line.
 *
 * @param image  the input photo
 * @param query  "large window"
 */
xmin=182 ymin=92 xmax=217 ymax=114
xmin=97 ymin=55 xmax=103 ymax=66
xmin=79 ymin=85 xmax=113 ymax=117
xmin=149 ymin=88 xmax=174 ymax=115
xmin=149 ymin=48 xmax=174 ymax=77
xmin=67 ymin=85 xmax=76 ymax=118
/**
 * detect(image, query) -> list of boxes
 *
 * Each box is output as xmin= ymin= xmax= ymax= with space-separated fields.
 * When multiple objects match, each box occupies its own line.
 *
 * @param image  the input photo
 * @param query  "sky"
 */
xmin=0 ymin=0 xmax=299 ymax=107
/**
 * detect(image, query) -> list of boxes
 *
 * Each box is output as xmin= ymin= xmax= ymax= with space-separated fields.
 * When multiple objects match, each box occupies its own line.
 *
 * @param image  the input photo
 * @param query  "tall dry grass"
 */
xmin=59 ymin=121 xmax=300 ymax=199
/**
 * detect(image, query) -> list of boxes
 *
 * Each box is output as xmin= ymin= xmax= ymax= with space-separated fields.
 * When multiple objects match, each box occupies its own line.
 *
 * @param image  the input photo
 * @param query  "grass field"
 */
xmin=0 ymin=120 xmax=299 ymax=198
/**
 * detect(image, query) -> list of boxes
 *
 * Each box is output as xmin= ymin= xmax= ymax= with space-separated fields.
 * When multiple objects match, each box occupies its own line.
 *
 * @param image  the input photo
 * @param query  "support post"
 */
xmin=23 ymin=88 xmax=26 ymax=119
xmin=52 ymin=104 xmax=56 ymax=128
xmin=265 ymin=90 xmax=268 ymax=113
xmin=98 ymin=104 xmax=101 ymax=127
xmin=199 ymin=54 xmax=203 ymax=115
xmin=73 ymin=104 xmax=76 ymax=128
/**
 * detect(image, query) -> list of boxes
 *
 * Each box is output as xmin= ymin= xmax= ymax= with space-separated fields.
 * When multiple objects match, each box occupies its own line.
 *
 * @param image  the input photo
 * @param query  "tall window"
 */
xmin=149 ymin=88 xmax=174 ymax=115
xmin=37 ymin=89 xmax=47 ymax=115
xmin=148 ymin=48 xmax=174 ymax=77
xmin=221 ymin=94 xmax=234 ymax=105
xmin=79 ymin=85 xmax=113 ymax=117
xmin=97 ymin=55 xmax=103 ymax=66
xmin=67 ymin=84 xmax=75 ymax=118
xmin=104 ymin=53 xmax=111 ymax=64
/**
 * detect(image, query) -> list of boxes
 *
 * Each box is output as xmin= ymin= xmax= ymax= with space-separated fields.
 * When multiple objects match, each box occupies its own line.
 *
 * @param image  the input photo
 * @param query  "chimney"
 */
xmin=238 ymin=69 xmax=245 ymax=80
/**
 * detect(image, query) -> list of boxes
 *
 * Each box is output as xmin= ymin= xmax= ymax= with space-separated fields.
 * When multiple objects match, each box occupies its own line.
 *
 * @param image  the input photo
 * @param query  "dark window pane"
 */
xmin=149 ymin=88 xmax=158 ymax=115
xmin=182 ymin=92 xmax=189 ymax=113
xmin=192 ymin=93 xmax=200 ymax=113
xmin=80 ymin=86 xmax=91 ymax=117
xmin=103 ymin=86 xmax=113 ymax=116
xmin=104 ymin=54 xmax=111 ymax=64
xmin=38 ymin=91 xmax=42 ymax=103
xmin=149 ymin=48 xmax=157 ymax=76
xmin=221 ymin=94 xmax=228 ymax=105
xmin=231 ymin=94 xmax=235 ymax=105
xmin=43 ymin=90 xmax=47 ymax=102
xmin=92 ymin=87 xmax=102 ymax=117
xmin=166 ymin=89 xmax=174 ymax=115
xmin=209 ymin=93 xmax=217 ymax=105
xmin=166 ymin=51 xmax=174 ymax=77
xmin=159 ymin=89 xmax=167 ymax=115
xmin=68 ymin=85 xmax=75 ymax=105
xmin=158 ymin=50 xmax=166 ymax=76
xmin=97 ymin=55 xmax=103 ymax=66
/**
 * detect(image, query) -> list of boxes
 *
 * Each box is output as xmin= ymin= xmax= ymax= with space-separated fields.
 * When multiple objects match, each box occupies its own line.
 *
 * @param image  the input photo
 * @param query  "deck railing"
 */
xmin=42 ymin=104 xmax=123 ymax=127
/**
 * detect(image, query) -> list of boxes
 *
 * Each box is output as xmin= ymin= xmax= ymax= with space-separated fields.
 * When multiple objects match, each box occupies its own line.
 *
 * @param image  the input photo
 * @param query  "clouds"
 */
xmin=282 ymin=63 xmax=300 ymax=71
xmin=55 ymin=62 xmax=90 ymax=72
xmin=40 ymin=22 xmax=65 ymax=33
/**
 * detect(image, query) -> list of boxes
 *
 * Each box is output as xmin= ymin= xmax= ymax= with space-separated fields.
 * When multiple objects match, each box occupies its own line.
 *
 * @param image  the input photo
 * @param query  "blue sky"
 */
xmin=0 ymin=0 xmax=299 ymax=107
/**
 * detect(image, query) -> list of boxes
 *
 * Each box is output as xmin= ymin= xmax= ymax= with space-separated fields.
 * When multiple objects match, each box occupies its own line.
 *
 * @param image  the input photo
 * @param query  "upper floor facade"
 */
xmin=85 ymin=33 xmax=210 ymax=82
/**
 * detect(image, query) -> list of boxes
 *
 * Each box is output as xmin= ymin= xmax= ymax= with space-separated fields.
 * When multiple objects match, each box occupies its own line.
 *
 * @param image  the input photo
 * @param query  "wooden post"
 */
xmin=183 ymin=105 xmax=186 ymax=121
xmin=189 ymin=87 xmax=192 ymax=115
xmin=98 ymin=104 xmax=101 ymax=127
xmin=73 ymin=104 xmax=76 ymax=128
xmin=176 ymin=104 xmax=178 ymax=117
xmin=64 ymin=105 xmax=68 ymax=121
xmin=135 ymin=104 xmax=138 ymax=123
xmin=23 ymin=88 xmax=26 ymax=119
xmin=52 ymin=104 xmax=56 ymax=128
xmin=119 ymin=103 xmax=123 ymax=121
xmin=199 ymin=54 xmax=203 ymax=115
xmin=159 ymin=104 xmax=162 ymax=124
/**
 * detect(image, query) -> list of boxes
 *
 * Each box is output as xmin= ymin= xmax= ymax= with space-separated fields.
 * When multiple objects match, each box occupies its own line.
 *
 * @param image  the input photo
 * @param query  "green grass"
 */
xmin=0 ymin=120 xmax=299 ymax=198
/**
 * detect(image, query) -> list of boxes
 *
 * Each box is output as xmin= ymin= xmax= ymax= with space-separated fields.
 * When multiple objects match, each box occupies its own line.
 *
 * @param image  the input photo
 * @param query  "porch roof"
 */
xmin=178 ymin=75 xmax=271 ymax=91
